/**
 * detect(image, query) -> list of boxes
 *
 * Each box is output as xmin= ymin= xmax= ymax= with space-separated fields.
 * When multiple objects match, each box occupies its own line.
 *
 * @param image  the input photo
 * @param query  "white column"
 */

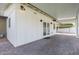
xmin=76 ymin=9 xmax=79 ymax=37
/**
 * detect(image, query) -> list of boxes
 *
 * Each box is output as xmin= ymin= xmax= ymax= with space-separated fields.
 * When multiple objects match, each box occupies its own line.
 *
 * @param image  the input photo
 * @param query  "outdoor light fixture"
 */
xmin=53 ymin=19 xmax=56 ymax=21
xmin=40 ymin=19 xmax=43 ymax=22
xmin=20 ymin=5 xmax=26 ymax=11
xmin=50 ymin=22 xmax=52 ymax=24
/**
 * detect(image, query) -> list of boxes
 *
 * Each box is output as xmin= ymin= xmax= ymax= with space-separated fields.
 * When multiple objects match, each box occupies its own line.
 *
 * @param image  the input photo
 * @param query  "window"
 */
xmin=8 ymin=18 xmax=11 ymax=28
xmin=47 ymin=23 xmax=50 ymax=35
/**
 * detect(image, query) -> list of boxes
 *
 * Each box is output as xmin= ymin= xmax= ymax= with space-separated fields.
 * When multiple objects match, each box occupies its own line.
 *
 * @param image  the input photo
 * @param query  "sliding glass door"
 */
xmin=47 ymin=23 xmax=50 ymax=35
xmin=43 ymin=22 xmax=46 ymax=36
xmin=43 ymin=22 xmax=50 ymax=36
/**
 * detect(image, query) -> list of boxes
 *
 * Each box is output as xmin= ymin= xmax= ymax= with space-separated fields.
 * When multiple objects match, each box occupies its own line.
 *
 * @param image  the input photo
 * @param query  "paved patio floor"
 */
xmin=0 ymin=34 xmax=79 ymax=55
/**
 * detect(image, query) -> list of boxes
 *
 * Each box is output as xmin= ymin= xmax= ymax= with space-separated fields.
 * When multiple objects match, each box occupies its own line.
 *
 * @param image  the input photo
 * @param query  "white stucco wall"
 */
xmin=4 ymin=4 xmax=17 ymax=46
xmin=15 ymin=4 xmax=54 ymax=46
xmin=4 ymin=4 xmax=55 ymax=47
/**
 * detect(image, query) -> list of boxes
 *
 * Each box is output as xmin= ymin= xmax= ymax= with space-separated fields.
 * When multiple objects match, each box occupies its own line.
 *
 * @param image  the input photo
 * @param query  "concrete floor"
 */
xmin=0 ymin=34 xmax=79 ymax=55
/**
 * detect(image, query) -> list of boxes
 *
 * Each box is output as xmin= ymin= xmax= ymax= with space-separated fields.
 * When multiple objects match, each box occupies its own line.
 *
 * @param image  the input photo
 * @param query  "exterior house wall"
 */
xmin=4 ymin=4 xmax=55 ymax=47
xmin=4 ymin=4 xmax=17 ymax=46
